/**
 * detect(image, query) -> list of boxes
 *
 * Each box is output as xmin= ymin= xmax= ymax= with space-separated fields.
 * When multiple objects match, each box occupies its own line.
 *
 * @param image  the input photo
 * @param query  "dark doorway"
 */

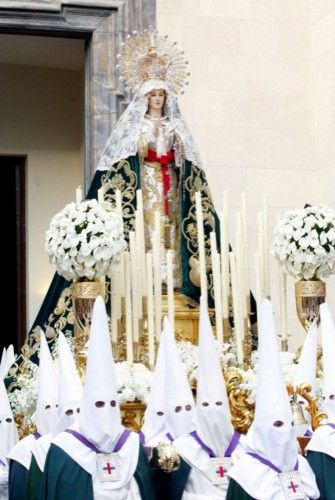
xmin=0 ymin=156 xmax=26 ymax=353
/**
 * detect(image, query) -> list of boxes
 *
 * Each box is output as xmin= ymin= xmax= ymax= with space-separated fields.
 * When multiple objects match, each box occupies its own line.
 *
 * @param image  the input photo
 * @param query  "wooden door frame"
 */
xmin=15 ymin=156 xmax=27 ymax=349
xmin=0 ymin=155 xmax=26 ymax=350
xmin=0 ymin=2 xmax=155 ymax=189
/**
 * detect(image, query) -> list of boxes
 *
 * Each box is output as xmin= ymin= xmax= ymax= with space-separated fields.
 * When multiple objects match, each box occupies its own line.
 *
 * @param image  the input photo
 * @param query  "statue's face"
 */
xmin=148 ymin=89 xmax=165 ymax=113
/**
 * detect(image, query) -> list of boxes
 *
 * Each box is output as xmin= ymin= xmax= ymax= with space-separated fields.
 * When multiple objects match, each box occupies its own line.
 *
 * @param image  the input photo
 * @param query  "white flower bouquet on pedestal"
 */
xmin=45 ymin=199 xmax=125 ymax=281
xmin=272 ymin=205 xmax=335 ymax=280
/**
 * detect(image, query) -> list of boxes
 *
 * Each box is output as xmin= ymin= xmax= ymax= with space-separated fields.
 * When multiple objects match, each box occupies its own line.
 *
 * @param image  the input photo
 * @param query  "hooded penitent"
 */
xmin=0 ymin=349 xmax=6 ymax=379
xmin=35 ymin=332 xmax=59 ymax=436
xmin=52 ymin=295 xmax=140 ymax=492
xmin=141 ymin=318 xmax=169 ymax=446
xmin=294 ymin=321 xmax=318 ymax=394
xmin=293 ymin=320 xmax=318 ymax=428
xmin=228 ymin=299 xmax=319 ymax=500
xmin=174 ymin=297 xmax=243 ymax=497
xmin=7 ymin=332 xmax=58 ymax=471
xmin=0 ymin=379 xmax=18 ymax=462
xmin=77 ymin=296 xmax=123 ymax=452
xmin=195 ymin=296 xmax=234 ymax=456
xmin=162 ymin=317 xmax=195 ymax=440
xmin=306 ymin=303 xmax=335 ymax=459
xmin=5 ymin=345 xmax=15 ymax=375
xmin=31 ymin=332 xmax=83 ymax=473
xmin=55 ymin=332 xmax=82 ymax=434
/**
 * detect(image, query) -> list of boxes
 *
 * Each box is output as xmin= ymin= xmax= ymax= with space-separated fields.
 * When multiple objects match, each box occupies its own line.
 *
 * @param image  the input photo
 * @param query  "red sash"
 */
xmin=145 ymin=149 xmax=175 ymax=215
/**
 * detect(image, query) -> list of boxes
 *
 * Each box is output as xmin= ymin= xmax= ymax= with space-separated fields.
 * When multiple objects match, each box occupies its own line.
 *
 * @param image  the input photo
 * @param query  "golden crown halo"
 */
xmin=116 ymin=27 xmax=190 ymax=94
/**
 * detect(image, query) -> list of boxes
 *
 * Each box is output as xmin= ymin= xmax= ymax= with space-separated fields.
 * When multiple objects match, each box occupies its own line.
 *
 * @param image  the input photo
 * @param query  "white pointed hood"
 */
xmin=163 ymin=317 xmax=195 ymax=440
xmin=228 ymin=300 xmax=319 ymax=500
xmin=141 ymin=322 xmax=169 ymax=446
xmin=35 ymin=332 xmax=59 ymax=436
xmin=52 ymin=296 xmax=140 ymax=490
xmin=0 ymin=349 xmax=6 ymax=379
xmin=195 ymin=296 xmax=234 ymax=455
xmin=77 ymin=295 xmax=123 ymax=452
xmin=320 ymin=303 xmax=335 ymax=421
xmin=0 ymin=379 xmax=18 ymax=461
xmin=5 ymin=345 xmax=15 ymax=374
xmin=55 ymin=332 xmax=82 ymax=434
xmin=306 ymin=303 xmax=335 ymax=459
xmin=245 ymin=299 xmax=297 ymax=469
xmin=293 ymin=321 xmax=318 ymax=425
xmin=294 ymin=321 xmax=318 ymax=392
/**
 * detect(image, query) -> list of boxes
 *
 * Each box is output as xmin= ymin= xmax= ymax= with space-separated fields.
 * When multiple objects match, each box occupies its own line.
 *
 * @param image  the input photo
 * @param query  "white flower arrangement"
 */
xmin=45 ymin=199 xmax=125 ymax=281
xmin=238 ymin=351 xmax=323 ymax=406
xmin=115 ymin=362 xmax=153 ymax=404
xmin=272 ymin=205 xmax=335 ymax=280
xmin=176 ymin=339 xmax=238 ymax=387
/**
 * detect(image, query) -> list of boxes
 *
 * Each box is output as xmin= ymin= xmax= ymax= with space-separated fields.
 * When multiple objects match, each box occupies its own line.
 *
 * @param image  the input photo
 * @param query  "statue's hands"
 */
xmin=151 ymin=442 xmax=181 ymax=473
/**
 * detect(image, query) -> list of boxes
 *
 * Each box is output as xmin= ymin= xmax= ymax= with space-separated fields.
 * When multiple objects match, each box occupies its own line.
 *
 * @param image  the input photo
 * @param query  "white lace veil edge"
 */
xmin=97 ymin=79 xmax=201 ymax=171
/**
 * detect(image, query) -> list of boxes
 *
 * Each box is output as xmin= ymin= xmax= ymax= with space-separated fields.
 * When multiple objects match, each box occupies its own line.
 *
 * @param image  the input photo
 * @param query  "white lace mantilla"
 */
xmin=97 ymin=80 xmax=201 ymax=170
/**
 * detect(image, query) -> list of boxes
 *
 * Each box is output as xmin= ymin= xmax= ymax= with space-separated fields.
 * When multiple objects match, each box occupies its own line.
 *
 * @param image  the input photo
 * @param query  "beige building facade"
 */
xmin=157 ymin=0 xmax=335 ymax=348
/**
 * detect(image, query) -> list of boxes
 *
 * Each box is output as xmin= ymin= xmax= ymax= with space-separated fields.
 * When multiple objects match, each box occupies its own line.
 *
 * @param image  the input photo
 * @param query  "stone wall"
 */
xmin=157 ymin=0 xmax=335 ymax=348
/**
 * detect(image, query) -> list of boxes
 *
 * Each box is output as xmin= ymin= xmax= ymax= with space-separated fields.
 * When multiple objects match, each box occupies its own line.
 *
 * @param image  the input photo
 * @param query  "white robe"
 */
xmin=306 ymin=424 xmax=335 ymax=460
xmin=53 ymin=428 xmax=141 ymax=500
xmin=228 ymin=453 xmax=320 ymax=500
xmin=0 ymin=462 xmax=8 ymax=500
xmin=175 ymin=434 xmax=245 ymax=500
xmin=7 ymin=434 xmax=37 ymax=470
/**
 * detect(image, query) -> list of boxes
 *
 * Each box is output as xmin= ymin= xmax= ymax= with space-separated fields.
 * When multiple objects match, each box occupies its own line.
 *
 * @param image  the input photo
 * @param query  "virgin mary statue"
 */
xmin=30 ymin=29 xmax=224 ymax=338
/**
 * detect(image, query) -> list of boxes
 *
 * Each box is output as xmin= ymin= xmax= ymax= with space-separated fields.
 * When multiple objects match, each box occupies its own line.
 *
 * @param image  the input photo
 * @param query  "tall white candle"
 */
xmin=166 ymin=249 xmax=175 ymax=332
xmin=135 ymin=211 xmax=144 ymax=317
xmin=277 ymin=261 xmax=287 ymax=341
xmin=241 ymin=192 xmax=250 ymax=314
xmin=254 ymin=253 xmax=262 ymax=321
xmin=257 ymin=212 xmax=265 ymax=301
xmin=220 ymin=209 xmax=230 ymax=318
xmin=229 ymin=252 xmax=244 ymax=366
xmin=129 ymin=232 xmax=139 ymax=343
xmin=136 ymin=190 xmax=146 ymax=297
xmin=98 ymin=187 xmax=104 ymax=205
xmin=124 ymin=252 xmax=133 ymax=364
xmin=115 ymin=189 xmax=124 ymax=297
xmin=146 ymin=252 xmax=155 ymax=369
xmin=211 ymin=247 xmax=223 ymax=343
xmin=195 ymin=191 xmax=207 ymax=306
xmin=76 ymin=186 xmax=82 ymax=204
xmin=110 ymin=271 xmax=118 ymax=343
xmin=213 ymin=252 xmax=223 ymax=342
xmin=262 ymin=193 xmax=270 ymax=298
xmin=152 ymin=227 xmax=162 ymax=341
xmin=236 ymin=212 xmax=247 ymax=322
xmin=210 ymin=231 xmax=217 ymax=253
xmin=115 ymin=258 xmax=123 ymax=319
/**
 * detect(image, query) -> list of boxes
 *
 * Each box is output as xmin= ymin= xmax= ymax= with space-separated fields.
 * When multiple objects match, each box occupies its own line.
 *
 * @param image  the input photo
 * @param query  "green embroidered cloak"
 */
xmin=40 ymin=442 xmax=155 ymax=500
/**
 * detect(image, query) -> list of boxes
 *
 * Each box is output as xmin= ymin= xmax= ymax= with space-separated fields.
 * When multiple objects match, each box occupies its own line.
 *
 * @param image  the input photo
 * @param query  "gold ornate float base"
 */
xmin=71 ymin=280 xmax=106 ymax=378
xmin=162 ymin=293 xmax=214 ymax=344
xmin=120 ymin=401 xmax=146 ymax=432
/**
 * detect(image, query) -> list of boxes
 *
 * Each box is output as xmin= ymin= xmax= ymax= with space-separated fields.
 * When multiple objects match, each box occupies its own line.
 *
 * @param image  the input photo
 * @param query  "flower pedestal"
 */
xmin=71 ymin=279 xmax=106 ymax=377
xmin=295 ymin=279 xmax=326 ymax=331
